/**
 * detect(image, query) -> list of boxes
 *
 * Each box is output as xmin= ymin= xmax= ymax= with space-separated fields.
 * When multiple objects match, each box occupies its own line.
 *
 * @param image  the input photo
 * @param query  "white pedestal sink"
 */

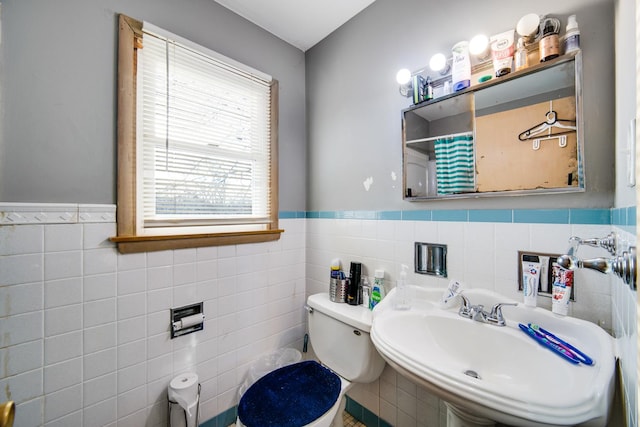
xmin=370 ymin=286 xmax=616 ymax=427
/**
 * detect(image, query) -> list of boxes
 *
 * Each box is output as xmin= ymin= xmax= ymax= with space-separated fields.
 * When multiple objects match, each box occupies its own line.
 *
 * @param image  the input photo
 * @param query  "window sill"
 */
xmin=110 ymin=229 xmax=284 ymax=254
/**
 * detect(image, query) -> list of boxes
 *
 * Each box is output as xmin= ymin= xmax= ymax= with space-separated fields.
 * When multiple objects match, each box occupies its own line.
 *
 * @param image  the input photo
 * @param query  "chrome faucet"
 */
xmin=556 ymin=233 xmax=637 ymax=290
xmin=565 ymin=233 xmax=617 ymax=257
xmin=459 ymin=295 xmax=517 ymax=327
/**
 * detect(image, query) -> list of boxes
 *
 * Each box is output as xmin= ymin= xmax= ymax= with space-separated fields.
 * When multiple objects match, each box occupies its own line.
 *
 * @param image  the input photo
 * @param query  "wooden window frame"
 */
xmin=111 ymin=15 xmax=282 ymax=254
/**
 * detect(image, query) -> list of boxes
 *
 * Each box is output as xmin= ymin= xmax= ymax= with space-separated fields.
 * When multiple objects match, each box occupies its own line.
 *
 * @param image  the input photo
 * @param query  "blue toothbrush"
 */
xmin=529 ymin=324 xmax=594 ymax=365
xmin=518 ymin=323 xmax=580 ymax=364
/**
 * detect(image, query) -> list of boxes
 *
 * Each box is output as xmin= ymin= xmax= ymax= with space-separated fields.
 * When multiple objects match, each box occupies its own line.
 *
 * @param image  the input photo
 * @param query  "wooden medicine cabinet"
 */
xmin=402 ymin=51 xmax=583 ymax=200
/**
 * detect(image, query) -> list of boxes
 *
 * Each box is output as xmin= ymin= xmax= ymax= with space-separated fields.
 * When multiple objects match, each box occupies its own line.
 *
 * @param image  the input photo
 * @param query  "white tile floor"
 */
xmin=343 ymin=411 xmax=366 ymax=426
xmin=228 ymin=411 xmax=365 ymax=427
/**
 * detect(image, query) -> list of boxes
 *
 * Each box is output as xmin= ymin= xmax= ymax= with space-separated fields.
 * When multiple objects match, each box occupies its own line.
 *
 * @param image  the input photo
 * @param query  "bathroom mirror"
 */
xmin=402 ymin=52 xmax=583 ymax=200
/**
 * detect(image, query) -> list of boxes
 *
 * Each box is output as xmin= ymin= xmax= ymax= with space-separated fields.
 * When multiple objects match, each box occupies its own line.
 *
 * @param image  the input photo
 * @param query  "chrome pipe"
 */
xmin=568 ymin=232 xmax=617 ymax=256
xmin=556 ymin=246 xmax=636 ymax=290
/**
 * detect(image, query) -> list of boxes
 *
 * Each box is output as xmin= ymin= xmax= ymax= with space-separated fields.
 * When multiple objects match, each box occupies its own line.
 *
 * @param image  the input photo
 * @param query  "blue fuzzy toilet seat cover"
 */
xmin=238 ymin=360 xmax=341 ymax=427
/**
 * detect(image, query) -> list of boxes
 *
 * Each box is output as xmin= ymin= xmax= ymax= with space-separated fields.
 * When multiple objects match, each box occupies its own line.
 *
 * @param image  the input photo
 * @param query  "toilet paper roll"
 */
xmin=169 ymin=373 xmax=200 ymax=427
xmin=169 ymin=372 xmax=199 ymax=394
xmin=169 ymin=373 xmax=199 ymax=407
xmin=173 ymin=313 xmax=205 ymax=331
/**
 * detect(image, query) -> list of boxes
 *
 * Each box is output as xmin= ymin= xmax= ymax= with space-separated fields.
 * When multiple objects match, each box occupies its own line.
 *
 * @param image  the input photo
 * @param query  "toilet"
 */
xmin=237 ymin=292 xmax=386 ymax=427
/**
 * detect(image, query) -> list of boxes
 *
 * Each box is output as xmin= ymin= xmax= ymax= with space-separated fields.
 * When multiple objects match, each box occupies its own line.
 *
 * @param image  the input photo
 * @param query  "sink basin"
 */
xmin=371 ymin=287 xmax=616 ymax=427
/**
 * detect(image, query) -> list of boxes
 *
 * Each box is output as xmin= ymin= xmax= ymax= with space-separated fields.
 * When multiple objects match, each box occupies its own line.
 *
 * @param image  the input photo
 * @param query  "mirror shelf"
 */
xmin=402 ymin=51 xmax=584 ymax=201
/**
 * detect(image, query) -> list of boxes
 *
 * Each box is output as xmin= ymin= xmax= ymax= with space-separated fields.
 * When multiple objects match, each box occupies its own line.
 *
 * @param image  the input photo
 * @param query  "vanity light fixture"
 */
xmin=396 ymin=68 xmax=413 ymax=97
xmin=429 ymin=53 xmax=451 ymax=75
xmin=396 ymin=32 xmax=490 ymax=99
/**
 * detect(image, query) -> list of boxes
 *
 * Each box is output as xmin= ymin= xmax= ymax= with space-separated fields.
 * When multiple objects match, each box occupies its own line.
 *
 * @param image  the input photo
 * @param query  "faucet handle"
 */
xmin=471 ymin=304 xmax=486 ymax=322
xmin=487 ymin=302 xmax=517 ymax=326
xmin=580 ymin=232 xmax=617 ymax=255
xmin=458 ymin=294 xmax=472 ymax=318
xmin=460 ymin=294 xmax=470 ymax=308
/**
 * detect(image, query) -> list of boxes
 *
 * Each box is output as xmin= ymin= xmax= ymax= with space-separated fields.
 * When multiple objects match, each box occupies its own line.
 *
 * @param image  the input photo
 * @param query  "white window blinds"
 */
xmin=138 ymin=27 xmax=273 ymax=234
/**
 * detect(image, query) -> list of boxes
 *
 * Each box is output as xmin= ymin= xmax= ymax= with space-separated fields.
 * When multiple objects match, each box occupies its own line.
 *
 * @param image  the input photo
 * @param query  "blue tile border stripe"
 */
xmin=297 ymin=207 xmax=631 ymax=226
xmin=346 ymin=396 xmax=393 ymax=427
xmin=379 ymin=210 xmax=402 ymax=220
xmin=513 ymin=209 xmax=570 ymax=224
xmin=611 ymin=206 xmax=636 ymax=234
xmin=569 ymin=208 xmax=611 ymax=224
xmin=200 ymin=405 xmax=237 ymax=427
xmin=400 ymin=210 xmax=431 ymax=221
xmin=336 ymin=210 xmax=377 ymax=220
xmin=612 ymin=206 xmax=636 ymax=226
xmin=432 ymin=209 xmax=468 ymax=222
xmin=279 ymin=211 xmax=306 ymax=219
xmin=468 ymin=209 xmax=513 ymax=222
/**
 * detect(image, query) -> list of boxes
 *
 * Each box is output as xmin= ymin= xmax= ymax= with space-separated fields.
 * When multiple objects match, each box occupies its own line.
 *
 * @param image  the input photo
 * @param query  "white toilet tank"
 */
xmin=306 ymin=293 xmax=385 ymax=383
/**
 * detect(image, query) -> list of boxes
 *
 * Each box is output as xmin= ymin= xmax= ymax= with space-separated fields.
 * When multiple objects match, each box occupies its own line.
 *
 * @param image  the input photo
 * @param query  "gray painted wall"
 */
xmin=306 ymin=0 xmax=616 ymax=211
xmin=0 ymin=0 xmax=624 ymax=213
xmin=0 ymin=0 xmax=307 ymax=211
xmin=614 ymin=0 xmax=637 ymax=209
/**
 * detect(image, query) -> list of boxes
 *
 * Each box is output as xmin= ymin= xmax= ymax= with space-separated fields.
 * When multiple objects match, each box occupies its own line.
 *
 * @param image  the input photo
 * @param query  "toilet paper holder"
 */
xmin=171 ymin=302 xmax=204 ymax=339
xmin=168 ymin=381 xmax=201 ymax=427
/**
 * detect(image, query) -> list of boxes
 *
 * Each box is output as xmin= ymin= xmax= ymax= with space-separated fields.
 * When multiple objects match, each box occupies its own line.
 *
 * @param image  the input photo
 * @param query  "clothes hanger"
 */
xmin=518 ymin=110 xmax=577 ymax=141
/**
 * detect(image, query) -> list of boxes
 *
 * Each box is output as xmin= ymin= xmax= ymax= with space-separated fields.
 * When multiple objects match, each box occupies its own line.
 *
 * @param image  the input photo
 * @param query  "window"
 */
xmin=112 ymin=15 xmax=282 ymax=253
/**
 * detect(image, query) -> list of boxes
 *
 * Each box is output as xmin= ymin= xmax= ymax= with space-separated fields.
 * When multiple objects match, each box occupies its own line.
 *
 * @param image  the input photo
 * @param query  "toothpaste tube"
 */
xmin=551 ymin=263 xmax=573 ymax=316
xmin=522 ymin=255 xmax=541 ymax=307
xmin=490 ymin=29 xmax=515 ymax=77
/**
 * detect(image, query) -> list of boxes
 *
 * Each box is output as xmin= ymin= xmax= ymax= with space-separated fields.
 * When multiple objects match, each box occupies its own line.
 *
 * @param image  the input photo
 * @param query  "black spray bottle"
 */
xmin=347 ymin=262 xmax=362 ymax=305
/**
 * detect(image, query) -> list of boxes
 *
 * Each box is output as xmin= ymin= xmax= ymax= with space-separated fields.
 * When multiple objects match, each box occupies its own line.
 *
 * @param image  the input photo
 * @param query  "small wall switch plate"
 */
xmin=627 ymin=118 xmax=636 ymax=187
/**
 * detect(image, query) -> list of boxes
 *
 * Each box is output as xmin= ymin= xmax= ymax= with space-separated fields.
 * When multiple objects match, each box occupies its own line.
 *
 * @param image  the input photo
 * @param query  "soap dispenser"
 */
xmin=563 ymin=15 xmax=580 ymax=54
xmin=394 ymin=264 xmax=411 ymax=310
xmin=370 ymin=269 xmax=386 ymax=310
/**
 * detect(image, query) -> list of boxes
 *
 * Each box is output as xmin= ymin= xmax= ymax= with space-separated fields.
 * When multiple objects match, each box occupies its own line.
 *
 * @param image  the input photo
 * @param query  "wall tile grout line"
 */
xmin=0 ymin=205 xmax=635 ymax=426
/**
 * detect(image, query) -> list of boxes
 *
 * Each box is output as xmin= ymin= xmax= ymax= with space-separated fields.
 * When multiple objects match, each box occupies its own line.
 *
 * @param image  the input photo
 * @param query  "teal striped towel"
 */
xmin=434 ymin=135 xmax=475 ymax=195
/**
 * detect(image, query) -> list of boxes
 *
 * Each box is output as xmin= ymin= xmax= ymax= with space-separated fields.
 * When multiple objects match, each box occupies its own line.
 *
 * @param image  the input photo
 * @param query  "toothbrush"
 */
xmin=518 ymin=323 xmax=580 ymax=364
xmin=529 ymin=324 xmax=594 ymax=365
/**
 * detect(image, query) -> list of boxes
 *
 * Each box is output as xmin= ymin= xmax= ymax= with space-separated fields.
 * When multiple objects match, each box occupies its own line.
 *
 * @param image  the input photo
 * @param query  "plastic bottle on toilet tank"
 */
xmin=370 ymin=270 xmax=386 ymax=310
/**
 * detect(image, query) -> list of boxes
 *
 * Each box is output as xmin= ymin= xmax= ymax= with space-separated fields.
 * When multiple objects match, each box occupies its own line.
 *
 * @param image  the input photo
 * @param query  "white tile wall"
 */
xmin=0 ymin=204 xmax=306 ymax=427
xmin=613 ymin=226 xmax=638 ymax=427
xmin=1 ymin=204 xmax=635 ymax=426
xmin=306 ymin=217 xmax=633 ymax=427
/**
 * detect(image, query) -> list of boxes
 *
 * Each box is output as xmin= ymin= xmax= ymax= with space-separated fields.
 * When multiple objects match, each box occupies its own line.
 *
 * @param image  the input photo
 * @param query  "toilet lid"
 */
xmin=238 ymin=360 xmax=341 ymax=427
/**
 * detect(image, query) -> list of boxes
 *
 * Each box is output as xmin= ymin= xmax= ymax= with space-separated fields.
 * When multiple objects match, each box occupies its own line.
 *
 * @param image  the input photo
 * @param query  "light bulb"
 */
xmin=396 ymin=68 xmax=411 ymax=85
xmin=429 ymin=53 xmax=447 ymax=72
xmin=516 ymin=13 xmax=541 ymax=41
xmin=469 ymin=34 xmax=489 ymax=56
